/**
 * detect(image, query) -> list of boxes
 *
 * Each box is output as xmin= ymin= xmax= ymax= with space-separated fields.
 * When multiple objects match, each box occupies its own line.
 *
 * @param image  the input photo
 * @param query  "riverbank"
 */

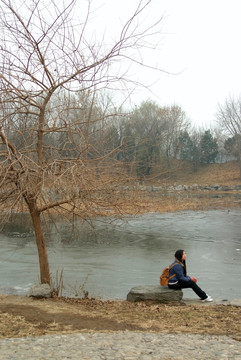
xmin=1 ymin=162 xmax=241 ymax=352
xmin=0 ymin=295 xmax=241 ymax=341
xmin=122 ymin=188 xmax=241 ymax=216
xmin=118 ymin=160 xmax=241 ymax=215
xmin=1 ymin=161 xmax=240 ymax=218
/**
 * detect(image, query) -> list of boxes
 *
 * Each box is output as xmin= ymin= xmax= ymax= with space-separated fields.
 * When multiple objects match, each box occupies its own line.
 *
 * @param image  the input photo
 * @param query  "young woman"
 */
xmin=168 ymin=249 xmax=213 ymax=302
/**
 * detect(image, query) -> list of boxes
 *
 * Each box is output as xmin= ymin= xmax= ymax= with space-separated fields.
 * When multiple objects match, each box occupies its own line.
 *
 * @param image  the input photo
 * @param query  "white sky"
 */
xmin=93 ymin=0 xmax=241 ymax=128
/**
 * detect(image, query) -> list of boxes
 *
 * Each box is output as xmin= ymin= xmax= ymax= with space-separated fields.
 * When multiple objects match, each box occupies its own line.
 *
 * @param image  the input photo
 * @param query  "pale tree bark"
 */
xmin=0 ymin=0 xmax=164 ymax=286
xmin=217 ymin=96 xmax=241 ymax=179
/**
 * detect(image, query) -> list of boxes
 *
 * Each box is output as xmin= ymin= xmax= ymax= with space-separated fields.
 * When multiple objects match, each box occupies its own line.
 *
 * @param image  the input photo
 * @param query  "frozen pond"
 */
xmin=0 ymin=209 xmax=241 ymax=300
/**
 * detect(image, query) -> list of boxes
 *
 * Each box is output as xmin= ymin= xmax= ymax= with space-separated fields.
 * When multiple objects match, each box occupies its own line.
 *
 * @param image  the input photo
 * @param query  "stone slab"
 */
xmin=127 ymin=285 xmax=183 ymax=303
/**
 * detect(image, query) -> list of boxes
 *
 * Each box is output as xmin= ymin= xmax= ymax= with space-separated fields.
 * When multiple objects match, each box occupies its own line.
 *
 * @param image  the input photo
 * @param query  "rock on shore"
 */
xmin=127 ymin=285 xmax=183 ymax=303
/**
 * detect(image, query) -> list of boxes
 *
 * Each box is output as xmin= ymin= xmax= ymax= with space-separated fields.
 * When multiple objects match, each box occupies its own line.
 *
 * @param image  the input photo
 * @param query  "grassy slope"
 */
xmin=156 ymin=160 xmax=240 ymax=186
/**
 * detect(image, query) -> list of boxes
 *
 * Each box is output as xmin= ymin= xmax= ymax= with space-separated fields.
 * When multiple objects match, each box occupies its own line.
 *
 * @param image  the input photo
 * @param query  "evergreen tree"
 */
xmin=199 ymin=130 xmax=218 ymax=163
xmin=178 ymin=131 xmax=194 ymax=161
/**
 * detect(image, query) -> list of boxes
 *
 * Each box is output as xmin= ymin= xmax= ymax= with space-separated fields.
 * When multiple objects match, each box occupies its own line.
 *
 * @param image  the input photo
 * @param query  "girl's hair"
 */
xmin=175 ymin=249 xmax=184 ymax=262
xmin=175 ymin=249 xmax=187 ymax=276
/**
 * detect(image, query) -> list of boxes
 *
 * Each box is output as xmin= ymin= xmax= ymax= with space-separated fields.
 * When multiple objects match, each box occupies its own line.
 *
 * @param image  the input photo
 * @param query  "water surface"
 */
xmin=0 ymin=209 xmax=240 ymax=300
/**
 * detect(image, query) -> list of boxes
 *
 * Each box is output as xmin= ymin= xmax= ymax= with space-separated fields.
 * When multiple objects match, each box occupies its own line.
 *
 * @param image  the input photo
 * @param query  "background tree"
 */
xmin=224 ymin=135 xmax=241 ymax=160
xmin=217 ymin=96 xmax=241 ymax=177
xmin=178 ymin=131 xmax=195 ymax=161
xmin=0 ymin=0 xmax=163 ymax=285
xmin=121 ymin=101 xmax=189 ymax=178
xmin=160 ymin=105 xmax=190 ymax=159
xmin=129 ymin=101 xmax=164 ymax=178
xmin=199 ymin=130 xmax=218 ymax=163
xmin=212 ymin=126 xmax=229 ymax=163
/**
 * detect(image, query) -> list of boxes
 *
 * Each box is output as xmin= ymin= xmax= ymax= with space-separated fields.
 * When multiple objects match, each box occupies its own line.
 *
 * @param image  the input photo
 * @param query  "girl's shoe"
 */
xmin=202 ymin=295 xmax=213 ymax=302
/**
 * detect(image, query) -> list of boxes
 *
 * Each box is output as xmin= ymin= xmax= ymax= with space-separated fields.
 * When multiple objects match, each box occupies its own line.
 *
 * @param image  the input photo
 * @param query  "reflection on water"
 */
xmin=0 ymin=209 xmax=241 ymax=300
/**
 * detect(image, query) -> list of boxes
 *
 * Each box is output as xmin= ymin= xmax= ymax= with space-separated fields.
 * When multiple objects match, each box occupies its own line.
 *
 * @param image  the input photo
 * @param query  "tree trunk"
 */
xmin=28 ymin=204 xmax=51 ymax=285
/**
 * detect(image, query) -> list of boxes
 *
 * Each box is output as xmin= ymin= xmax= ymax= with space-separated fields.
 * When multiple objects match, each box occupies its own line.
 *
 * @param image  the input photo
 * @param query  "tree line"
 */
xmin=4 ymin=92 xmax=239 ymax=180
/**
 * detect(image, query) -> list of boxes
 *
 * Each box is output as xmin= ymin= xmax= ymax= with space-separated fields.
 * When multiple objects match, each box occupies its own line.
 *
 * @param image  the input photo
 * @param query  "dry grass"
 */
xmin=0 ymin=295 xmax=241 ymax=340
xmin=156 ymin=160 xmax=240 ymax=186
xmin=113 ymin=161 xmax=241 ymax=215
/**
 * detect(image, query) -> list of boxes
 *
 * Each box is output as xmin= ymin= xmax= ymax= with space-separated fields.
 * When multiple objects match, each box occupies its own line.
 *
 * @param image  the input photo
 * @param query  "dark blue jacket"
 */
xmin=168 ymin=261 xmax=191 ymax=284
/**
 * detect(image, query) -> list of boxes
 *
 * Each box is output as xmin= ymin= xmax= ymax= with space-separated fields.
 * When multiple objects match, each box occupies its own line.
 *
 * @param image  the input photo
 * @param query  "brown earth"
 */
xmin=0 ymin=295 xmax=241 ymax=341
xmin=0 ymin=161 xmax=241 ymax=340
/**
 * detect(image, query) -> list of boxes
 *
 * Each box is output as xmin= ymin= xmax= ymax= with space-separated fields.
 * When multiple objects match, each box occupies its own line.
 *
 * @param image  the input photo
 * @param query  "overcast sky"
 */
xmin=94 ymin=0 xmax=241 ymax=128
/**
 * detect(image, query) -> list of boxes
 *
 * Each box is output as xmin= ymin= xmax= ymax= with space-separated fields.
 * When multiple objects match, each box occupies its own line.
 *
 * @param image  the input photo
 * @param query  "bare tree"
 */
xmin=120 ymin=101 xmax=189 ymax=178
xmin=158 ymin=105 xmax=190 ymax=159
xmin=0 ymin=0 xmax=163 ymax=285
xmin=217 ymin=96 xmax=241 ymax=178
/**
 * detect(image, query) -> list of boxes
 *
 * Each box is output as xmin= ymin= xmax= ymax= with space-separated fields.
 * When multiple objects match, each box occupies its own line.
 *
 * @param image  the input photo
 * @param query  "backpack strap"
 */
xmin=169 ymin=261 xmax=178 ymax=269
xmin=168 ymin=262 xmax=178 ymax=280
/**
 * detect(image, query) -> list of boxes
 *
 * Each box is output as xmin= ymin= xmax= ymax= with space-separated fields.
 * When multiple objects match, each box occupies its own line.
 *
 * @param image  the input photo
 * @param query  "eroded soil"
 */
xmin=0 ymin=295 xmax=240 ymax=341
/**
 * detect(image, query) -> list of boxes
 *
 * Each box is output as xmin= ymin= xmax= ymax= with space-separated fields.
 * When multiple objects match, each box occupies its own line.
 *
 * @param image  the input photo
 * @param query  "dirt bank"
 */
xmin=0 ymin=295 xmax=241 ymax=340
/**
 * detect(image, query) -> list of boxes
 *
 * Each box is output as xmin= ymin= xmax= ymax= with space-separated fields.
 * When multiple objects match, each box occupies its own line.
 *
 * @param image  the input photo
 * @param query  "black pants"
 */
xmin=168 ymin=280 xmax=207 ymax=300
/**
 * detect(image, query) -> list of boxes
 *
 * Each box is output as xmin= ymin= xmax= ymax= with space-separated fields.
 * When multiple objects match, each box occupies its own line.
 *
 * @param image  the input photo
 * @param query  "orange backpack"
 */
xmin=160 ymin=262 xmax=177 ymax=286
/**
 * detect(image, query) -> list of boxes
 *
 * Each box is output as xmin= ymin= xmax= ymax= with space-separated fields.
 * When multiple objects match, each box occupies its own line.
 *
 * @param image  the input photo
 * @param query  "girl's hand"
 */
xmin=191 ymin=276 xmax=197 ymax=283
